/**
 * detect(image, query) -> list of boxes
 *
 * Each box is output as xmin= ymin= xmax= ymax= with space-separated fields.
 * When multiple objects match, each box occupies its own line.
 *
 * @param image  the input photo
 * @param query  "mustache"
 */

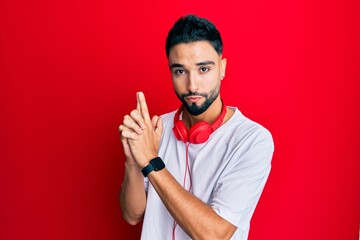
xmin=181 ymin=92 xmax=208 ymax=98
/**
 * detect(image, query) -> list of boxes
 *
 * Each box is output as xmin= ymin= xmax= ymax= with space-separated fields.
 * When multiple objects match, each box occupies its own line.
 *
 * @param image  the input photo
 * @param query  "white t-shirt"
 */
xmin=141 ymin=107 xmax=274 ymax=240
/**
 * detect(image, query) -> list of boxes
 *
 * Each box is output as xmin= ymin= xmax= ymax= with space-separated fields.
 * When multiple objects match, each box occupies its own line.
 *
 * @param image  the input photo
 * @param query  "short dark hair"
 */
xmin=165 ymin=14 xmax=223 ymax=58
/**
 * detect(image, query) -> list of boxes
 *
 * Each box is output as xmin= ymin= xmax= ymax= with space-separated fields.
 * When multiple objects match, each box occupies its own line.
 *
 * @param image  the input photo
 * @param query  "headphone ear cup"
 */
xmin=173 ymin=120 xmax=189 ymax=143
xmin=189 ymin=121 xmax=212 ymax=144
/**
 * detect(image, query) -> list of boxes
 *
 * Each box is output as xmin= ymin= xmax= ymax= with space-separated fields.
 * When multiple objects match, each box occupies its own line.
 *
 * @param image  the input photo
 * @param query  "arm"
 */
xmin=121 ymin=92 xmax=236 ymax=239
xmin=119 ymin=102 xmax=148 ymax=225
xmin=119 ymin=157 xmax=146 ymax=225
xmin=148 ymin=168 xmax=236 ymax=240
xmin=119 ymin=94 xmax=162 ymax=225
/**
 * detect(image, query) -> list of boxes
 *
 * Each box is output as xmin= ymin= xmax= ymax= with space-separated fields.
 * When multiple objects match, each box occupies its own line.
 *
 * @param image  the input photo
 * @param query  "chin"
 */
xmin=184 ymin=102 xmax=209 ymax=116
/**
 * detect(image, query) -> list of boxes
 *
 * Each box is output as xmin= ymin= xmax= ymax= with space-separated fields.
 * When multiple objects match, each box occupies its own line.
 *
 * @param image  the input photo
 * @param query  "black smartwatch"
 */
xmin=141 ymin=157 xmax=165 ymax=177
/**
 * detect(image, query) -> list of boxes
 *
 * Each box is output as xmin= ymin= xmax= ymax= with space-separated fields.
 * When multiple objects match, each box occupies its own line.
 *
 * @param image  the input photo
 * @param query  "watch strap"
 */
xmin=141 ymin=157 xmax=165 ymax=177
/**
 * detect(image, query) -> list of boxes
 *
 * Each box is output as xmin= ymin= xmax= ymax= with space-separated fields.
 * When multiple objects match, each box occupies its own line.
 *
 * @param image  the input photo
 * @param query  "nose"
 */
xmin=187 ymin=71 xmax=199 ymax=92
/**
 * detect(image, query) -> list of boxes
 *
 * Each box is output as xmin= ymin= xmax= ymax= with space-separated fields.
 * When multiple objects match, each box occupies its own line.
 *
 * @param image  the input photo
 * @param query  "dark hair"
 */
xmin=165 ymin=14 xmax=223 ymax=58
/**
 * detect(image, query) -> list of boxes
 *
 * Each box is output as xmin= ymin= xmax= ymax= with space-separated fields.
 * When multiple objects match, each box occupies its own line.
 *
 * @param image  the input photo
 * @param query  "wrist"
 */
xmin=138 ymin=154 xmax=158 ymax=169
xmin=124 ymin=160 xmax=140 ymax=170
xmin=141 ymin=157 xmax=165 ymax=177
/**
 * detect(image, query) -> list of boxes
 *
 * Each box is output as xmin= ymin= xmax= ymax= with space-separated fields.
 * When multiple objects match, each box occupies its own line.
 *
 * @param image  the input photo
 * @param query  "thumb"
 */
xmin=120 ymin=136 xmax=130 ymax=152
xmin=151 ymin=115 xmax=159 ymax=129
xmin=119 ymin=128 xmax=132 ymax=154
xmin=155 ymin=117 xmax=163 ymax=135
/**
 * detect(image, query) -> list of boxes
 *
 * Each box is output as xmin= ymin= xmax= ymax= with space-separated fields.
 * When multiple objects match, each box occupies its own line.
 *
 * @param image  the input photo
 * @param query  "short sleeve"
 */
xmin=144 ymin=176 xmax=149 ymax=192
xmin=210 ymin=128 xmax=274 ymax=237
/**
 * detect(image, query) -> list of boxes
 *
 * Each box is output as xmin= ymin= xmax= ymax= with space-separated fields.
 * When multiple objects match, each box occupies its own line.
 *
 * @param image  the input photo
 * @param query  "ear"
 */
xmin=220 ymin=58 xmax=227 ymax=80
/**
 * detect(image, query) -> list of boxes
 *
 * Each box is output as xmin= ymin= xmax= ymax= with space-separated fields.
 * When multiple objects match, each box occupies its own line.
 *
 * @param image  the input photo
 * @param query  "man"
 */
xmin=119 ymin=15 xmax=274 ymax=240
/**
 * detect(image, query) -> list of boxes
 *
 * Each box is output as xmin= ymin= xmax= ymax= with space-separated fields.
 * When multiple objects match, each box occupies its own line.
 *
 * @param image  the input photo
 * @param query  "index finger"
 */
xmin=136 ymin=93 xmax=140 ymax=111
xmin=137 ymin=92 xmax=151 ymax=122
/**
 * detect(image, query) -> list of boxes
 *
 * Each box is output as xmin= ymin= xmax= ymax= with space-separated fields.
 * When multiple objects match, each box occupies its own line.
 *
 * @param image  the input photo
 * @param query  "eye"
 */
xmin=200 ymin=67 xmax=210 ymax=73
xmin=174 ymin=69 xmax=186 ymax=75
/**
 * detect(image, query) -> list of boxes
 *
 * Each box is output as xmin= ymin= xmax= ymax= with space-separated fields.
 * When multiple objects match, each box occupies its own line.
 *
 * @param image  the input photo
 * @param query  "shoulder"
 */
xmin=160 ymin=110 xmax=176 ymax=121
xmin=220 ymin=107 xmax=274 ymax=149
xmin=159 ymin=110 xmax=177 ymax=125
xmin=214 ymin=108 xmax=274 ymax=173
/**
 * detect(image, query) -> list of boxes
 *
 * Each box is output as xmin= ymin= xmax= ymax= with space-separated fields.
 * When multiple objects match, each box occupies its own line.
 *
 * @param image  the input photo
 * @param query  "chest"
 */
xmin=158 ymin=132 xmax=235 ymax=203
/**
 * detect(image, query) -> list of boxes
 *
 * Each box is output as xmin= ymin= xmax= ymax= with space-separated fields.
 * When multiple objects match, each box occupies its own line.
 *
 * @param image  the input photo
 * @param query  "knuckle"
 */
xmin=123 ymin=117 xmax=134 ymax=126
xmin=130 ymin=109 xmax=138 ymax=116
xmin=124 ymin=131 xmax=132 ymax=138
xmin=120 ymin=130 xmax=126 ymax=137
xmin=123 ymin=117 xmax=130 ymax=125
xmin=131 ymin=121 xmax=138 ymax=128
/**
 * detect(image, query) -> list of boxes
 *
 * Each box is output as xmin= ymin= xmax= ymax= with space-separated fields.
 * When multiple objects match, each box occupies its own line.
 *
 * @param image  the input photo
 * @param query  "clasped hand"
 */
xmin=119 ymin=92 xmax=163 ymax=169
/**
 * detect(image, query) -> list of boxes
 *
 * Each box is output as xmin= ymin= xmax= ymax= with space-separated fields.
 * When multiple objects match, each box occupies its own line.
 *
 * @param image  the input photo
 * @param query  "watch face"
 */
xmin=152 ymin=157 xmax=165 ymax=171
xmin=142 ymin=157 xmax=165 ymax=177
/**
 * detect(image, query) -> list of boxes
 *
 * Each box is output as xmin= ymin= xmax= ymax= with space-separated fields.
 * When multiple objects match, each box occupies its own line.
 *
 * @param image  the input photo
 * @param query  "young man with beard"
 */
xmin=119 ymin=15 xmax=274 ymax=240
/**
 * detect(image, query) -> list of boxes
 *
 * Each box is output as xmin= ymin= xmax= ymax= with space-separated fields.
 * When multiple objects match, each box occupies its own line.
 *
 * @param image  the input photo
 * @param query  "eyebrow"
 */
xmin=169 ymin=61 xmax=215 ymax=69
xmin=169 ymin=63 xmax=184 ymax=69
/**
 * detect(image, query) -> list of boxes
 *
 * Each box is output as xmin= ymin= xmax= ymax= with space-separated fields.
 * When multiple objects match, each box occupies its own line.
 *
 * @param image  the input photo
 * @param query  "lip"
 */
xmin=186 ymin=96 xmax=203 ymax=103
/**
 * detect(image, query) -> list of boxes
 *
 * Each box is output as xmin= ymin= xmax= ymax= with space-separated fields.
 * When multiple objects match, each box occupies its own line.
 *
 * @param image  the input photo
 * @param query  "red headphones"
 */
xmin=172 ymin=100 xmax=226 ymax=144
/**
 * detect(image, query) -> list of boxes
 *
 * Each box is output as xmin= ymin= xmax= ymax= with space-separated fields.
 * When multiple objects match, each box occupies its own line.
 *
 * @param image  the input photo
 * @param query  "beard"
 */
xmin=176 ymin=85 xmax=220 ymax=116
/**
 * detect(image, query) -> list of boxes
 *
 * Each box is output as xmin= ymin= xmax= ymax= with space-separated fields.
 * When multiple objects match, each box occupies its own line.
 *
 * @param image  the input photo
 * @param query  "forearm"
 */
xmin=148 ymin=168 xmax=236 ymax=240
xmin=120 ymin=162 xmax=146 ymax=225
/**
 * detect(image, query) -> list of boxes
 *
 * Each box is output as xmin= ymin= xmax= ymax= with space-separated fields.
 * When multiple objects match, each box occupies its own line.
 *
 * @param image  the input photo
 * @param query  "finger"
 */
xmin=137 ymin=92 xmax=151 ymax=122
xmin=136 ymin=92 xmax=140 ymax=112
xmin=122 ymin=130 xmax=139 ymax=140
xmin=119 ymin=125 xmax=139 ymax=140
xmin=155 ymin=117 xmax=163 ymax=135
xmin=119 ymin=137 xmax=134 ymax=160
xmin=123 ymin=115 xmax=143 ymax=134
xmin=120 ymin=134 xmax=130 ymax=150
xmin=119 ymin=124 xmax=130 ymax=139
xmin=151 ymin=115 xmax=159 ymax=129
xmin=130 ymin=110 xmax=145 ymax=130
xmin=119 ymin=124 xmax=127 ymax=134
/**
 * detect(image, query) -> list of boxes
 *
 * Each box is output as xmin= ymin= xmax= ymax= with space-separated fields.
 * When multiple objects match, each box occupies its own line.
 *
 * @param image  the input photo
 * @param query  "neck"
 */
xmin=182 ymin=96 xmax=223 ymax=128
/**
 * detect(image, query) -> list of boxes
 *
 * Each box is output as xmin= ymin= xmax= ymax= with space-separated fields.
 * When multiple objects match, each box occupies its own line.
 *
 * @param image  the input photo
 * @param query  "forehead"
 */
xmin=168 ymin=41 xmax=220 ymax=66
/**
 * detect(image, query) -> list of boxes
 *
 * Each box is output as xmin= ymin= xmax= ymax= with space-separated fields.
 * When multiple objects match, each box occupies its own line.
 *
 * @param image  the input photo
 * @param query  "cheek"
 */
xmin=172 ymin=78 xmax=186 ymax=92
xmin=201 ymin=72 xmax=220 ymax=88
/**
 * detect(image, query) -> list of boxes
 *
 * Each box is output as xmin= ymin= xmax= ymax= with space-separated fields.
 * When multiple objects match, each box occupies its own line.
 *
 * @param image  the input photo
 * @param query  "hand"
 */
xmin=119 ymin=92 xmax=163 ymax=168
xmin=119 ymin=96 xmax=146 ymax=166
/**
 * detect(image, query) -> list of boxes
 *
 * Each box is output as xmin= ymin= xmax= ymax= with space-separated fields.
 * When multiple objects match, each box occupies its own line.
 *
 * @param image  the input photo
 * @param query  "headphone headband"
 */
xmin=173 ymin=100 xmax=226 ymax=144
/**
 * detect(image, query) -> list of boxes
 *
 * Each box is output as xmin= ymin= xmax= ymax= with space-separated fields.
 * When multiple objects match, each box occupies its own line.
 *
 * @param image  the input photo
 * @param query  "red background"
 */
xmin=1 ymin=0 xmax=359 ymax=239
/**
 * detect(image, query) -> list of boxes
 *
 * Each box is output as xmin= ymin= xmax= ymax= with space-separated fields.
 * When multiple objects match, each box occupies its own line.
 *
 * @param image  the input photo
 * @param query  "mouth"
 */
xmin=185 ymin=96 xmax=203 ymax=103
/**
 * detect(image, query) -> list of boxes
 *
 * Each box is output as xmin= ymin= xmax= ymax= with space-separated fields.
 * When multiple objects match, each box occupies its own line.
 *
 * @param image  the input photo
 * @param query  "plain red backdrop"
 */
xmin=0 ymin=0 xmax=359 ymax=239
